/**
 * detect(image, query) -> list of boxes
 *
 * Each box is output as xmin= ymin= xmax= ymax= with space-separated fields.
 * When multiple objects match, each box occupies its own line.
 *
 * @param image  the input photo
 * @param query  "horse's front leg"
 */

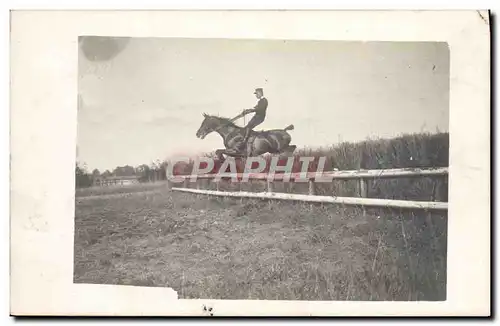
xmin=217 ymin=147 xmax=246 ymax=158
xmin=215 ymin=149 xmax=226 ymax=161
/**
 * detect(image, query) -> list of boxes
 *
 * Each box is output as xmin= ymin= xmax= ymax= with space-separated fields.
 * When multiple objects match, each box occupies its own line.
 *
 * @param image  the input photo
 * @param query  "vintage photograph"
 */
xmin=74 ymin=36 xmax=449 ymax=301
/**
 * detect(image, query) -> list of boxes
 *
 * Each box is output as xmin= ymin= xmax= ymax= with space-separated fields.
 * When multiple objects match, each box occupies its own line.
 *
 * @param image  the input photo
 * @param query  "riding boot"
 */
xmin=241 ymin=128 xmax=251 ymax=151
xmin=244 ymin=127 xmax=250 ymax=143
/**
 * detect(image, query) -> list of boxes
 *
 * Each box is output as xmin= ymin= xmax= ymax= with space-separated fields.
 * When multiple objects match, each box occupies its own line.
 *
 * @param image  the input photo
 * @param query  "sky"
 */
xmin=77 ymin=37 xmax=449 ymax=171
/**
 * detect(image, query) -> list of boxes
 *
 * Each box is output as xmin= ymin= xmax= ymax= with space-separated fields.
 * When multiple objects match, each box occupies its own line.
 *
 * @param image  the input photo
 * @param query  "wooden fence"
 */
xmin=169 ymin=167 xmax=448 ymax=211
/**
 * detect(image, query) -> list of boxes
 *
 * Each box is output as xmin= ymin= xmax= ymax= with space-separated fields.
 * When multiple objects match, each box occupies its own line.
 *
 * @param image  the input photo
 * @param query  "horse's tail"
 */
xmin=284 ymin=124 xmax=294 ymax=131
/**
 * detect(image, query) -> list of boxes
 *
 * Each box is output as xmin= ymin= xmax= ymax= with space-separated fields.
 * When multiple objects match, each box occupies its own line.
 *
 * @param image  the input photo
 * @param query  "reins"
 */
xmin=212 ymin=112 xmax=247 ymax=133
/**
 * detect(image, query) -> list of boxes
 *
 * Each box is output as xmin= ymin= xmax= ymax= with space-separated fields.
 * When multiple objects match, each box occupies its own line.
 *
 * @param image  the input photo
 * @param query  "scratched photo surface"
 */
xmin=75 ymin=37 xmax=449 ymax=300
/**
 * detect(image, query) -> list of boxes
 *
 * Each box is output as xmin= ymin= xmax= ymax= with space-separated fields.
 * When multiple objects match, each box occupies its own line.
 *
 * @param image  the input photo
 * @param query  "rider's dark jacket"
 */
xmin=245 ymin=97 xmax=268 ymax=130
xmin=254 ymin=97 xmax=268 ymax=118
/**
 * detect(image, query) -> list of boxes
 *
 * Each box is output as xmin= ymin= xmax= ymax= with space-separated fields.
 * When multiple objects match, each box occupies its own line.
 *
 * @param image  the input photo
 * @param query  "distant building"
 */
xmin=93 ymin=175 xmax=141 ymax=187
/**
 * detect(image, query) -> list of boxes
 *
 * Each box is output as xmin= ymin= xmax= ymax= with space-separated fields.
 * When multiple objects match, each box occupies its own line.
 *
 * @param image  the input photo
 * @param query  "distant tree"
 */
xmin=135 ymin=164 xmax=148 ymax=174
xmin=159 ymin=161 xmax=168 ymax=181
xmin=113 ymin=165 xmax=136 ymax=176
xmin=149 ymin=162 xmax=159 ymax=182
xmin=75 ymin=162 xmax=92 ymax=188
xmin=136 ymin=164 xmax=151 ymax=182
xmin=102 ymin=170 xmax=112 ymax=177
xmin=92 ymin=169 xmax=101 ymax=177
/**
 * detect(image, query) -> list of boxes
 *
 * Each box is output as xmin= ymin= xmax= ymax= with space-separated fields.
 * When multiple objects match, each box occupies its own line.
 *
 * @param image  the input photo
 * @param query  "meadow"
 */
xmin=74 ymin=186 xmax=446 ymax=300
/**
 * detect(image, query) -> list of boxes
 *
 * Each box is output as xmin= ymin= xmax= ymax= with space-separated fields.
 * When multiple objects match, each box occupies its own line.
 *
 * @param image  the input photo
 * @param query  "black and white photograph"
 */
xmin=74 ymin=37 xmax=449 ymax=301
xmin=9 ymin=10 xmax=490 ymax=316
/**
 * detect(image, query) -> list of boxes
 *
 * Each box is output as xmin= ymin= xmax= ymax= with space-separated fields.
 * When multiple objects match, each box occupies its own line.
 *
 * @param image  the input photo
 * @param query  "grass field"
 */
xmin=74 ymin=183 xmax=447 ymax=301
xmin=75 ymin=181 xmax=171 ymax=198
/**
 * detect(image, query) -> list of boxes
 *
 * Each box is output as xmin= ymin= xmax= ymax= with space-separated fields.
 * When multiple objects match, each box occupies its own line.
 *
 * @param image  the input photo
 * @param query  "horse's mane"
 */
xmin=206 ymin=114 xmax=239 ymax=128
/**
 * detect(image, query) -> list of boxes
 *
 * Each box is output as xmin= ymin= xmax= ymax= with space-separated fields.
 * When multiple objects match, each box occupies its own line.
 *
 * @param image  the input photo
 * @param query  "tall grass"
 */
xmin=294 ymin=132 xmax=448 ymax=170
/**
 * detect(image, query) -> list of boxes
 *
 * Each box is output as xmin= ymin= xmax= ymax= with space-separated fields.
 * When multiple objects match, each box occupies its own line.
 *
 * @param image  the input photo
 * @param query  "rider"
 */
xmin=241 ymin=88 xmax=268 ymax=146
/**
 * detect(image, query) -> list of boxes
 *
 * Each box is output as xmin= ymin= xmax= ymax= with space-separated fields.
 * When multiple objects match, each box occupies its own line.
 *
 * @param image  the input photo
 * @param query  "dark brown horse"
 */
xmin=196 ymin=113 xmax=296 ymax=159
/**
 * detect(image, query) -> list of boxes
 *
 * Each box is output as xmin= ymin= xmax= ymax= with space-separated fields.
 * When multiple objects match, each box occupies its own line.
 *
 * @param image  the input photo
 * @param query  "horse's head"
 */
xmin=196 ymin=113 xmax=219 ymax=139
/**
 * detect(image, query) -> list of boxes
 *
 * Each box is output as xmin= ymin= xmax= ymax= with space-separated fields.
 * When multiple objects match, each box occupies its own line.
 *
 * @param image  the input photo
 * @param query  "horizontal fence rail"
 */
xmin=172 ymin=188 xmax=448 ymax=211
xmin=169 ymin=167 xmax=448 ymax=211
xmin=173 ymin=167 xmax=448 ymax=181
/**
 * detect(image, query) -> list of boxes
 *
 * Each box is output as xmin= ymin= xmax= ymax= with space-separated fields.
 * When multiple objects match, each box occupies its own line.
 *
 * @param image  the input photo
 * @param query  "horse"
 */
xmin=195 ymin=113 xmax=297 ymax=159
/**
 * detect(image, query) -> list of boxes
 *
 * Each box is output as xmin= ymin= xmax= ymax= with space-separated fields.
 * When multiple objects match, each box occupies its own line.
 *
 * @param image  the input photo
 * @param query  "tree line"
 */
xmin=75 ymin=160 xmax=169 ymax=188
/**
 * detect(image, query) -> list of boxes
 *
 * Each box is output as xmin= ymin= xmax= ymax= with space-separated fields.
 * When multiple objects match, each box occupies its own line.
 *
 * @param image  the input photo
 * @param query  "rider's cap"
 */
xmin=254 ymin=88 xmax=263 ymax=94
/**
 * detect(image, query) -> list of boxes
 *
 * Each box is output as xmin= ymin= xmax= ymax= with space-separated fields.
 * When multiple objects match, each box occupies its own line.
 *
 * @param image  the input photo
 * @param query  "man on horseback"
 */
xmin=240 ymin=88 xmax=268 ymax=147
xmin=196 ymin=89 xmax=296 ymax=158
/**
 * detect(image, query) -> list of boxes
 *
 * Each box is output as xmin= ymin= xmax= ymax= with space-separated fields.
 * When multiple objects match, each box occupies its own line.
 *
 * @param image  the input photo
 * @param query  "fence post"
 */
xmin=359 ymin=178 xmax=367 ymax=216
xmin=435 ymin=177 xmax=447 ymax=202
xmin=183 ymin=177 xmax=189 ymax=189
xmin=267 ymin=179 xmax=273 ymax=193
xmin=359 ymin=178 xmax=368 ymax=198
xmin=357 ymin=148 xmax=368 ymax=216
xmin=308 ymin=179 xmax=316 ymax=195
xmin=165 ymin=170 xmax=172 ymax=191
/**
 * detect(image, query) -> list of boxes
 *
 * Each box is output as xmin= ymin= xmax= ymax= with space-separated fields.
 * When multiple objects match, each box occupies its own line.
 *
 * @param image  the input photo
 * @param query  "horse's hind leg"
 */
xmin=216 ymin=148 xmax=246 ymax=158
